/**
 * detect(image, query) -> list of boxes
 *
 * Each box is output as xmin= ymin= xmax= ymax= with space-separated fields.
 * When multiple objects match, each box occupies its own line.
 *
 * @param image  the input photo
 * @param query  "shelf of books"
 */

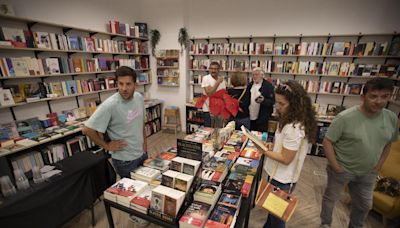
xmin=0 ymin=15 xmax=152 ymax=119
xmin=104 ymin=122 xmax=263 ymax=228
xmin=156 ymin=50 xmax=180 ymax=87
xmin=144 ymin=99 xmax=163 ymax=137
xmin=187 ymin=33 xmax=400 ymax=142
xmin=189 ymin=33 xmax=400 ymax=104
xmin=0 ymin=14 xmax=149 ymax=41
xmin=0 ymin=87 xmax=118 ymax=110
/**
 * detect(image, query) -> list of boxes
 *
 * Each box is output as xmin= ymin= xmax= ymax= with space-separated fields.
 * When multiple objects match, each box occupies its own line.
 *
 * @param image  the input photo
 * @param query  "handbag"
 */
xmin=255 ymin=140 xmax=303 ymax=222
xmin=237 ymin=88 xmax=246 ymax=102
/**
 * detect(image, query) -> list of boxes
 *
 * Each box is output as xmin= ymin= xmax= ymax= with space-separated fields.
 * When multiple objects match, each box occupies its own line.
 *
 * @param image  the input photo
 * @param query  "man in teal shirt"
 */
xmin=83 ymin=66 xmax=147 ymax=178
xmin=320 ymin=78 xmax=398 ymax=228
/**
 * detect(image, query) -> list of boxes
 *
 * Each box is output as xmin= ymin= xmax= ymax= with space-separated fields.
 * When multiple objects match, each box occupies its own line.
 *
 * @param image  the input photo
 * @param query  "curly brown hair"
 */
xmin=275 ymin=80 xmax=317 ymax=143
xmin=230 ymin=72 xmax=247 ymax=87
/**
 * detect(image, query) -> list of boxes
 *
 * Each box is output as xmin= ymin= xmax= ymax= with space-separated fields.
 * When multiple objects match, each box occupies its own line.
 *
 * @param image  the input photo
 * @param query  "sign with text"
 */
xmin=177 ymin=139 xmax=202 ymax=161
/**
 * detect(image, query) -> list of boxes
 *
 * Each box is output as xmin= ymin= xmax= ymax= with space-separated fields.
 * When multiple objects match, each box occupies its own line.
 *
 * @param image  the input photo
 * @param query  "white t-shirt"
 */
xmin=201 ymin=74 xmax=226 ymax=112
xmin=263 ymin=122 xmax=311 ymax=183
xmin=249 ymin=83 xmax=262 ymax=120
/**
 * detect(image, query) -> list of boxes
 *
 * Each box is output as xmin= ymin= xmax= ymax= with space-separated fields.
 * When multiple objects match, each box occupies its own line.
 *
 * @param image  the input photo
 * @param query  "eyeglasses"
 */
xmin=278 ymin=83 xmax=292 ymax=93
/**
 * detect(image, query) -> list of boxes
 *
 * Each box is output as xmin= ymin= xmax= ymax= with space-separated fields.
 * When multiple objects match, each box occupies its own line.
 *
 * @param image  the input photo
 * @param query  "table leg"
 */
xmin=103 ymin=201 xmax=114 ymax=228
xmin=91 ymin=204 xmax=95 ymax=226
xmin=244 ymin=206 xmax=251 ymax=228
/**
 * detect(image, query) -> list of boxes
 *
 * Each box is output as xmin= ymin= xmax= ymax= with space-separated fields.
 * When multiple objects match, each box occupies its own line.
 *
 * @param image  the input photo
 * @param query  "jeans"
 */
xmin=263 ymin=178 xmax=297 ymax=228
xmin=320 ymin=165 xmax=378 ymax=228
xmin=112 ymin=152 xmax=148 ymax=178
xmin=203 ymin=112 xmax=211 ymax=127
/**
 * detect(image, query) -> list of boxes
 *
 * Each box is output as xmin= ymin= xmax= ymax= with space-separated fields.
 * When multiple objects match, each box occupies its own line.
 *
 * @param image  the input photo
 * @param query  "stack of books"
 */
xmin=143 ymin=157 xmax=171 ymax=172
xmin=103 ymin=178 xmax=148 ymax=208
xmin=193 ymin=180 xmax=222 ymax=206
xmin=170 ymin=156 xmax=201 ymax=176
xmin=179 ymin=201 xmax=212 ymax=228
xmin=201 ymin=156 xmax=229 ymax=182
xmin=150 ymin=185 xmax=186 ymax=217
xmin=130 ymin=166 xmax=161 ymax=183
xmin=161 ymin=170 xmax=194 ymax=192
xmin=240 ymin=147 xmax=262 ymax=160
xmin=130 ymin=185 xmax=153 ymax=214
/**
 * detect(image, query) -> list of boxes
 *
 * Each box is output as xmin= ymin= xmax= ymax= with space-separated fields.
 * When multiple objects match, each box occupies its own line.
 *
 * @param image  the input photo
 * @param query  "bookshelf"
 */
xmin=0 ymin=15 xmax=156 ymax=192
xmin=144 ymin=99 xmax=163 ymax=137
xmin=156 ymin=49 xmax=180 ymax=87
xmin=188 ymin=33 xmax=400 ymax=155
xmin=0 ymin=14 xmax=152 ymax=121
xmin=189 ymin=33 xmax=400 ymax=106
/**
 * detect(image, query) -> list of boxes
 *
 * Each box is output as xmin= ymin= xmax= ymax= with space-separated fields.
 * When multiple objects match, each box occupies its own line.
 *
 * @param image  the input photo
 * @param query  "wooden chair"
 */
xmin=163 ymin=107 xmax=181 ymax=134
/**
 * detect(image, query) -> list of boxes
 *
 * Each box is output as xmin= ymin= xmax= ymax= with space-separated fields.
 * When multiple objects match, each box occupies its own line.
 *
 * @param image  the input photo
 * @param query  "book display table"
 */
xmin=103 ymin=153 xmax=264 ymax=228
xmin=0 ymin=151 xmax=116 ymax=228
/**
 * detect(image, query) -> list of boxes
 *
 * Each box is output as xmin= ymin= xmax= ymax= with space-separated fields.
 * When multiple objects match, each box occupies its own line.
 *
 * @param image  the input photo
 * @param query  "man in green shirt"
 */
xmin=320 ymin=78 xmax=398 ymax=228
xmin=83 ymin=66 xmax=147 ymax=178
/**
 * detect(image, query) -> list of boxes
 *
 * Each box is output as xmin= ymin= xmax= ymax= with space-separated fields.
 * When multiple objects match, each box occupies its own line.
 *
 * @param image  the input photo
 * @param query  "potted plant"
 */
xmin=178 ymin=27 xmax=189 ymax=53
xmin=150 ymin=29 xmax=160 ymax=56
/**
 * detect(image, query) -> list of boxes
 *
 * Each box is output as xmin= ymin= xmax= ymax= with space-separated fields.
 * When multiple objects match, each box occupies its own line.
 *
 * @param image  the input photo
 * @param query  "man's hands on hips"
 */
xmin=105 ymin=140 xmax=127 ymax=151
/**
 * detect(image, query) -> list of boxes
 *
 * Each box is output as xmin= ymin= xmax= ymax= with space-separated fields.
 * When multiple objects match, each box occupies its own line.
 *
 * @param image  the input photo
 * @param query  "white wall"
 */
xmin=185 ymin=0 xmax=400 ymax=37
xmin=6 ymin=0 xmax=400 ymax=127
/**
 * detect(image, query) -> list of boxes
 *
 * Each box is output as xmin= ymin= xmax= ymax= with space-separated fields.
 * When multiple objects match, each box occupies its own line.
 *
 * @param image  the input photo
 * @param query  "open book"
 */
xmin=240 ymin=125 xmax=269 ymax=152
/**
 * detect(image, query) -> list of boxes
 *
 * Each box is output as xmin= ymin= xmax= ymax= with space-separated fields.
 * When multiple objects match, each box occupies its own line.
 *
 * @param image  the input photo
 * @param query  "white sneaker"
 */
xmin=128 ymin=215 xmax=150 ymax=227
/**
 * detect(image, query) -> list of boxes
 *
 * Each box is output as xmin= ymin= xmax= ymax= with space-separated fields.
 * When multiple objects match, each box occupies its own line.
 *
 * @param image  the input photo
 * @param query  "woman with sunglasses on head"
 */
xmin=257 ymin=80 xmax=317 ymax=228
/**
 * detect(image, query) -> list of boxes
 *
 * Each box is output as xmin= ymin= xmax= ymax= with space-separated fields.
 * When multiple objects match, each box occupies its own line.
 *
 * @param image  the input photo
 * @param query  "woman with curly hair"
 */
xmin=259 ymin=80 xmax=317 ymax=228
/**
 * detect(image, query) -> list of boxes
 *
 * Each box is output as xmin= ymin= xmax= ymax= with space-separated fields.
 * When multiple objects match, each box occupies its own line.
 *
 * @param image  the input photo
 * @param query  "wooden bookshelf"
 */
xmin=188 ymin=33 xmax=400 ymax=156
xmin=0 ymin=88 xmax=118 ymax=110
xmin=0 ymin=99 xmax=162 ymax=158
xmin=0 ymin=46 xmax=150 ymax=56
xmin=190 ymin=32 xmax=398 ymax=41
xmin=156 ymin=49 xmax=180 ymax=87
xmin=0 ymin=15 xmax=152 ymax=122
xmin=190 ymin=53 xmax=400 ymax=59
xmin=189 ymin=33 xmax=400 ymax=108
xmin=0 ymin=14 xmax=148 ymax=41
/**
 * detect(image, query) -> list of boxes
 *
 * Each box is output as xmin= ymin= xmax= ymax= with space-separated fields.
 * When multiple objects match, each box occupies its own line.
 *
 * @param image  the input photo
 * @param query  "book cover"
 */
xmin=218 ymin=193 xmax=241 ymax=209
xmin=131 ymin=186 xmax=152 ymax=211
xmin=326 ymin=104 xmax=344 ymax=116
xmin=150 ymin=190 xmax=164 ymax=212
xmin=12 ymin=58 xmax=30 ymax=76
xmin=68 ymin=36 xmax=80 ymax=50
xmin=182 ymin=163 xmax=195 ymax=176
xmin=179 ymin=201 xmax=211 ymax=227
xmin=208 ymin=205 xmax=236 ymax=226
xmin=158 ymin=151 xmax=176 ymax=160
xmin=0 ymin=88 xmax=15 ymax=106
xmin=170 ymin=160 xmax=183 ymax=172
xmin=66 ymin=139 xmax=81 ymax=156
xmin=134 ymin=22 xmax=148 ymax=38
xmin=236 ymin=157 xmax=259 ymax=168
xmin=1 ymin=27 xmax=26 ymax=47
xmin=224 ymin=178 xmax=244 ymax=195
xmin=388 ymin=36 xmax=400 ymax=56
xmin=240 ymin=125 xmax=268 ymax=152
xmin=174 ymin=178 xmax=188 ymax=192
xmin=45 ymin=58 xmax=61 ymax=74
xmin=163 ymin=195 xmax=177 ymax=217
xmin=34 ymin=32 xmax=51 ymax=49
xmin=161 ymin=173 xmax=175 ymax=188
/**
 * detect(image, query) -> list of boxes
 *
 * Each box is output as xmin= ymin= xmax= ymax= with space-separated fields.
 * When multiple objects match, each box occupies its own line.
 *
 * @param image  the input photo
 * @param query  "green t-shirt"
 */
xmin=326 ymin=105 xmax=398 ymax=175
xmin=85 ymin=92 xmax=145 ymax=161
